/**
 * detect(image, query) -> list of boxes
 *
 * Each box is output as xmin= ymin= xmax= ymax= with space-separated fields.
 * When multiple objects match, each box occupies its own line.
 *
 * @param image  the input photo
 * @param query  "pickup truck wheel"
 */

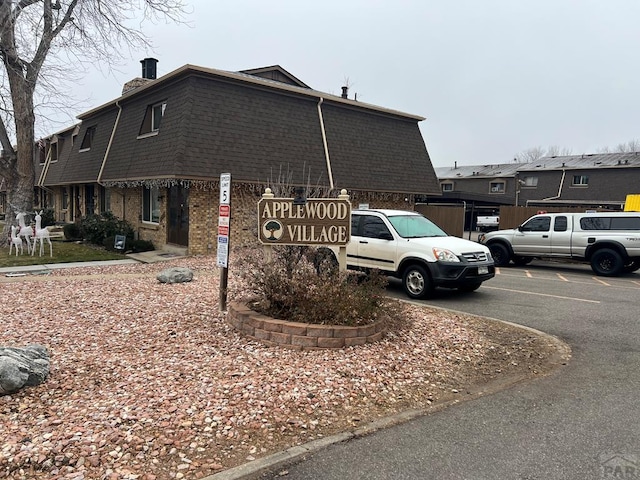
xmin=624 ymin=260 xmax=640 ymax=273
xmin=591 ymin=248 xmax=624 ymax=276
xmin=402 ymin=265 xmax=433 ymax=299
xmin=489 ymin=243 xmax=510 ymax=267
xmin=513 ymin=256 xmax=533 ymax=266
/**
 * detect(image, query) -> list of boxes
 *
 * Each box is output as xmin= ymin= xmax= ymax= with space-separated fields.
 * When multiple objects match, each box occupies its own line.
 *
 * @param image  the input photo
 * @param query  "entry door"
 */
xmin=167 ymin=185 xmax=189 ymax=246
xmin=85 ymin=185 xmax=95 ymax=216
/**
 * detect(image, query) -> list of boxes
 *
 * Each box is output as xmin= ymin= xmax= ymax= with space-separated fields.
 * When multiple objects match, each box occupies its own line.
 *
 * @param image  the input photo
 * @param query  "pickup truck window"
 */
xmin=387 ymin=215 xmax=447 ymax=238
xmin=521 ymin=216 xmax=550 ymax=232
xmin=554 ymin=216 xmax=568 ymax=232
xmin=581 ymin=216 xmax=640 ymax=230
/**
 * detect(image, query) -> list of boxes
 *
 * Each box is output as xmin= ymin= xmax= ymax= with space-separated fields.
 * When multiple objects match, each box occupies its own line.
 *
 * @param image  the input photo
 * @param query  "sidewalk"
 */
xmin=0 ymin=259 xmax=139 ymax=275
xmin=0 ymin=250 xmax=187 ymax=275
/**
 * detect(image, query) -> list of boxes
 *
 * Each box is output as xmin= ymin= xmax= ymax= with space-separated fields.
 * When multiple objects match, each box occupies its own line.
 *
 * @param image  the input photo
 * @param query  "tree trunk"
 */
xmin=1 ymin=63 xmax=36 ymax=246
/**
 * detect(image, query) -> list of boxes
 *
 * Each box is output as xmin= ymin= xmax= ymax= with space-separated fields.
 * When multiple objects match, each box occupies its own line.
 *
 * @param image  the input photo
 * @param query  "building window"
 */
xmin=522 ymin=176 xmax=538 ymax=187
xmin=50 ymin=138 xmax=62 ymax=162
xmin=143 ymin=186 xmax=160 ymax=223
xmin=38 ymin=140 xmax=47 ymax=165
xmin=100 ymin=187 xmax=111 ymax=213
xmin=572 ymin=175 xmax=589 ymax=186
xmin=80 ymin=126 xmax=96 ymax=151
xmin=489 ymin=182 xmax=505 ymax=193
xmin=139 ymin=101 xmax=167 ymax=137
xmin=441 ymin=182 xmax=454 ymax=192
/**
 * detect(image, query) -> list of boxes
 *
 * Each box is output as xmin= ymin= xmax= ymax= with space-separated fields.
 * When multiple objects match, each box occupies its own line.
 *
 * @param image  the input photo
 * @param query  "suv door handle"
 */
xmin=359 ymin=240 xmax=369 ymax=244
xmin=542 ymin=235 xmax=549 ymax=238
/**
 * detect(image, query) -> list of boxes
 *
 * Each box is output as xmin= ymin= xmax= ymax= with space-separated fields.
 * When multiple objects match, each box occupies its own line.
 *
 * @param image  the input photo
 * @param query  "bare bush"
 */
xmin=235 ymin=246 xmax=410 ymax=329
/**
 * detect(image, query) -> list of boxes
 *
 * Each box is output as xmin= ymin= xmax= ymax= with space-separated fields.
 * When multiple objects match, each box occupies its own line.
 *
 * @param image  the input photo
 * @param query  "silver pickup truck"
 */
xmin=479 ymin=212 xmax=640 ymax=276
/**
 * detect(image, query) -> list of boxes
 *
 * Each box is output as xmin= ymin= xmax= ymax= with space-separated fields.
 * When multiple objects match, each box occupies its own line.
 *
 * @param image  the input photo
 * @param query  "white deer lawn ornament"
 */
xmin=15 ymin=212 xmax=33 ymax=254
xmin=9 ymin=225 xmax=24 ymax=256
xmin=32 ymin=210 xmax=53 ymax=257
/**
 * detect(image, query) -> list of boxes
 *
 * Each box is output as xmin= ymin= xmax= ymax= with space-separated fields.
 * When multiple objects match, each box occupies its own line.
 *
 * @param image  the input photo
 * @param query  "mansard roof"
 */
xmin=40 ymin=64 xmax=439 ymax=196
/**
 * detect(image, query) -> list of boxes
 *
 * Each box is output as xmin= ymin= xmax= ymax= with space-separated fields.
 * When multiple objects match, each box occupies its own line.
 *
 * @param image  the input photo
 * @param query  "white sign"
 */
xmin=220 ymin=173 xmax=231 ymax=205
xmin=217 ymin=235 xmax=229 ymax=267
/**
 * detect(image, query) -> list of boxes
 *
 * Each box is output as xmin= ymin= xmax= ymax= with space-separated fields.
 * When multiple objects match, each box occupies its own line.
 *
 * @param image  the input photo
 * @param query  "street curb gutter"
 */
xmin=203 ymin=314 xmax=571 ymax=480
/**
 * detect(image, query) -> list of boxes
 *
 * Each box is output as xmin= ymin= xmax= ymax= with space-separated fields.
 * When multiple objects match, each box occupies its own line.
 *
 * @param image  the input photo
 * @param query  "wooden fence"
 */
xmin=414 ymin=205 xmax=465 ymax=237
xmin=414 ymin=205 xmax=607 ymax=236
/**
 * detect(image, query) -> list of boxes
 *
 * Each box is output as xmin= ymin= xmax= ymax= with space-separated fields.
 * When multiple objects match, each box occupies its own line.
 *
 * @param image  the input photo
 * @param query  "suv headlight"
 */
xmin=432 ymin=247 xmax=460 ymax=262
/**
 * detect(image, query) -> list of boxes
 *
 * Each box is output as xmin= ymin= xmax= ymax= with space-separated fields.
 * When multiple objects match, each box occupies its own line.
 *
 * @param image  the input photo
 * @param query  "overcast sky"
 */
xmin=52 ymin=0 xmax=640 ymax=168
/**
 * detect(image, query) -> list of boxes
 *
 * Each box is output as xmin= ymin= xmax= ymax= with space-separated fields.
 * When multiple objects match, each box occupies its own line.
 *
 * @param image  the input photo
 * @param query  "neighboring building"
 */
xmin=32 ymin=59 xmax=440 ymax=253
xmin=432 ymin=153 xmax=640 ymax=229
xmin=427 ymin=162 xmax=520 ymax=230
xmin=513 ymin=153 xmax=640 ymax=209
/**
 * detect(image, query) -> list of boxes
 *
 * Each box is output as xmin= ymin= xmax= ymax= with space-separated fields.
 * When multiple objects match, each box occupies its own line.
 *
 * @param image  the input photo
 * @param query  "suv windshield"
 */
xmin=387 ymin=214 xmax=448 ymax=238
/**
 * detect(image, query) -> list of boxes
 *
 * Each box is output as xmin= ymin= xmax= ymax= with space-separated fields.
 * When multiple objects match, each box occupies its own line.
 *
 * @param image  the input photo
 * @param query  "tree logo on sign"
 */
xmin=262 ymin=220 xmax=284 ymax=241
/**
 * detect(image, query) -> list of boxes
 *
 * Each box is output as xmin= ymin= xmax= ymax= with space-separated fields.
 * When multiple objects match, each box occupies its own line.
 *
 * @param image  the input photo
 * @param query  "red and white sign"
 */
xmin=218 ymin=225 xmax=229 ymax=236
xmin=219 ymin=205 xmax=230 ymax=217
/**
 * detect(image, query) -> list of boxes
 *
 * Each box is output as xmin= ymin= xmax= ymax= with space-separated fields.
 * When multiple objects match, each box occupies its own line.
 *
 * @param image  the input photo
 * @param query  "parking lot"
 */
xmin=275 ymin=260 xmax=640 ymax=479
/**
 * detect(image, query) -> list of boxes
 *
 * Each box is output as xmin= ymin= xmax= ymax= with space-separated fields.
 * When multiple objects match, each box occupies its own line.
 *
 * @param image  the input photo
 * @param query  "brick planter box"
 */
xmin=227 ymin=301 xmax=386 ymax=350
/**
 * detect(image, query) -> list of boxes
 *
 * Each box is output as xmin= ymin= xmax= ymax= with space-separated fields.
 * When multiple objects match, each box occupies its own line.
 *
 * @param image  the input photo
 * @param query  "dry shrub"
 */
xmin=236 ymin=246 xmax=410 ymax=328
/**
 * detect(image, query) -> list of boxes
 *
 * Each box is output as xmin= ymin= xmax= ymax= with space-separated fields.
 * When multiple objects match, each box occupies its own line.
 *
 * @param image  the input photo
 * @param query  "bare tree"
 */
xmin=514 ymin=146 xmax=546 ymax=163
xmin=615 ymin=139 xmax=640 ymax=153
xmin=515 ymin=145 xmax=573 ymax=163
xmin=596 ymin=139 xmax=640 ymax=154
xmin=545 ymin=145 xmax=573 ymax=157
xmin=0 ymin=0 xmax=187 ymax=242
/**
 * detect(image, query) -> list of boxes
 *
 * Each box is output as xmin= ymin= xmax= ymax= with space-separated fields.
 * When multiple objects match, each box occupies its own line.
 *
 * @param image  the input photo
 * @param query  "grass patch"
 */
xmin=0 ymin=240 xmax=126 ymax=268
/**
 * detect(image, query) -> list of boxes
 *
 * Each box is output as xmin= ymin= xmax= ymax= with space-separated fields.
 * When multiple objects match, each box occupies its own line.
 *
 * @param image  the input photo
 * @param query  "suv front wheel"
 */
xmin=402 ymin=264 xmax=433 ymax=299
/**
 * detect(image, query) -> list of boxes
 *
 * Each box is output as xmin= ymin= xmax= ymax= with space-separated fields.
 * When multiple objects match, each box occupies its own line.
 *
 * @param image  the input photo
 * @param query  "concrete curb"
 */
xmin=202 ymin=311 xmax=571 ymax=480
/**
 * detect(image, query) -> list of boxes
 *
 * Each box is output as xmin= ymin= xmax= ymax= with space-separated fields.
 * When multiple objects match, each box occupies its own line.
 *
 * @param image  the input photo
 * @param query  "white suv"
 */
xmin=331 ymin=209 xmax=495 ymax=299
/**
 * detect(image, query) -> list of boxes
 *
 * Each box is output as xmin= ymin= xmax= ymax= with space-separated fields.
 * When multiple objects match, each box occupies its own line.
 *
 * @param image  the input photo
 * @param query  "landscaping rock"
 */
xmin=0 ymin=344 xmax=50 ymax=395
xmin=156 ymin=267 xmax=194 ymax=284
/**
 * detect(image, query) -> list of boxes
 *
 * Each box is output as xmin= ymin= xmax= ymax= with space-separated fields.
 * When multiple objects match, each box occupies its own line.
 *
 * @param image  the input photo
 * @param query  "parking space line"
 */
xmin=524 ymin=270 xmax=533 ymax=278
xmin=632 ymin=280 xmax=640 ymax=287
xmin=557 ymin=274 xmax=569 ymax=282
xmin=592 ymin=277 xmax=611 ymax=286
xmin=483 ymin=285 xmax=601 ymax=303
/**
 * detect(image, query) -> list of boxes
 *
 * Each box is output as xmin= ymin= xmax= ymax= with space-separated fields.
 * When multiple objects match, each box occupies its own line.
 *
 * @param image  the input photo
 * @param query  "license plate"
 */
xmin=478 ymin=266 xmax=488 ymax=274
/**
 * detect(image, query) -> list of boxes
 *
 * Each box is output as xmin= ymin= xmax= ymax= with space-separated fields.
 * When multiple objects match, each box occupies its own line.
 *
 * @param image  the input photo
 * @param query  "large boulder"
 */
xmin=0 ymin=344 xmax=50 ymax=395
xmin=157 ymin=267 xmax=194 ymax=284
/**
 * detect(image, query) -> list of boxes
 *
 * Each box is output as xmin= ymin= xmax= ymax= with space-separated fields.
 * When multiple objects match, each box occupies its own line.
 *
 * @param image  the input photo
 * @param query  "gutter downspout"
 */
xmin=37 ymin=143 xmax=52 ymax=187
xmin=317 ymin=97 xmax=334 ymax=190
xmin=97 ymin=100 xmax=122 ymax=186
xmin=528 ymin=168 xmax=566 ymax=207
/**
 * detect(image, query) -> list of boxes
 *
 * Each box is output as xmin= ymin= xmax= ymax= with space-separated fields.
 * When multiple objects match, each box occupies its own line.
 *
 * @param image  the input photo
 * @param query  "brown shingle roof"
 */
xmin=43 ymin=65 xmax=440 ymax=196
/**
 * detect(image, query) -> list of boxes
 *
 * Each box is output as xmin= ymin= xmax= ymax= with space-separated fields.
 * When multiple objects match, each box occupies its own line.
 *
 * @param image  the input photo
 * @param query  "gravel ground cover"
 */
xmin=0 ymin=255 xmax=565 ymax=480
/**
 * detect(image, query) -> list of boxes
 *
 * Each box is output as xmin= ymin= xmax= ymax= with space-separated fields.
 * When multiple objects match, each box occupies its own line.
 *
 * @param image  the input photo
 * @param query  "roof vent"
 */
xmin=141 ymin=58 xmax=158 ymax=80
xmin=341 ymin=86 xmax=348 ymax=99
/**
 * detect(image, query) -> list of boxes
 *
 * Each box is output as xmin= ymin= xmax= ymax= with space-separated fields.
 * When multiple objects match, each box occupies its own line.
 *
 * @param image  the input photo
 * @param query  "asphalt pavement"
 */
xmin=223 ymin=261 xmax=640 ymax=480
